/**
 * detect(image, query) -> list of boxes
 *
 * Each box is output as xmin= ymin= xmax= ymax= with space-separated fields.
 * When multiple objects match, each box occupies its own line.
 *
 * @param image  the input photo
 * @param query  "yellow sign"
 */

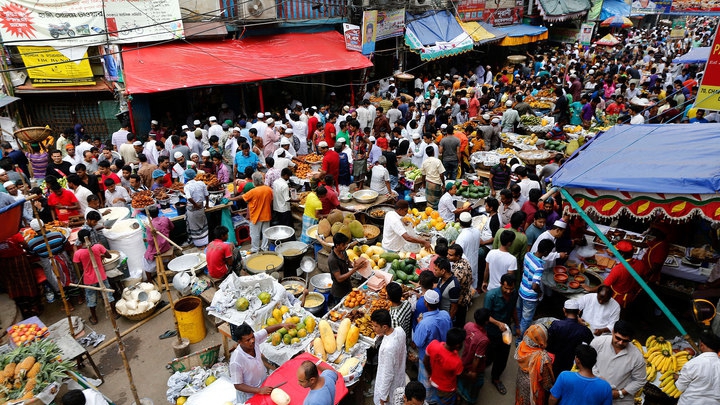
xmin=695 ymin=29 xmax=720 ymax=111
xmin=17 ymin=46 xmax=95 ymax=87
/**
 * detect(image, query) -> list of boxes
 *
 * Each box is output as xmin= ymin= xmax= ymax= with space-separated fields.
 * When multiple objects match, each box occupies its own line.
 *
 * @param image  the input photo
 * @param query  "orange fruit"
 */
xmin=430 ymin=211 xmax=439 ymax=219
xmin=425 ymin=207 xmax=433 ymax=215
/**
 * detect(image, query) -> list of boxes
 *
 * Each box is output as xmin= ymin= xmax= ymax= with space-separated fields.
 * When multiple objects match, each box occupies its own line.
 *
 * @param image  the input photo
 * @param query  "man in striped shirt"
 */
xmin=517 ymin=239 xmax=555 ymax=339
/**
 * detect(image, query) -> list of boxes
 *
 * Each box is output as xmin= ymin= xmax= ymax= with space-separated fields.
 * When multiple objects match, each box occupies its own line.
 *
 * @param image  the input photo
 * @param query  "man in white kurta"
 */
xmin=590 ymin=321 xmax=645 ymax=405
xmin=576 ymin=287 xmax=621 ymax=336
xmin=455 ymin=212 xmax=481 ymax=289
xmin=675 ymin=333 xmax=720 ymax=405
xmin=372 ymin=309 xmax=407 ymax=405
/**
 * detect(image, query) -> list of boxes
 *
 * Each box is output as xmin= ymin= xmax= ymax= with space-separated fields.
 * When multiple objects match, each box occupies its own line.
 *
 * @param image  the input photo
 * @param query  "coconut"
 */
xmin=148 ymin=290 xmax=162 ymax=303
xmin=137 ymin=301 xmax=150 ymax=312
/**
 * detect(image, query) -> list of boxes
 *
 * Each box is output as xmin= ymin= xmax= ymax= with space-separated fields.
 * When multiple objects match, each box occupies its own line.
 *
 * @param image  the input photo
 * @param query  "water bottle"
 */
xmin=45 ymin=286 xmax=55 ymax=303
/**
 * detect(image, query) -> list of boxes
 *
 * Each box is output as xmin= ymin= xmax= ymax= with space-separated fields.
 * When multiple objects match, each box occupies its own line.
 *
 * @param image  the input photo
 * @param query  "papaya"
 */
xmin=380 ymin=252 xmax=401 ymax=262
xmin=336 ymin=318 xmax=352 ymax=350
xmin=318 ymin=320 xmax=337 ymax=354
xmin=345 ymin=325 xmax=360 ymax=352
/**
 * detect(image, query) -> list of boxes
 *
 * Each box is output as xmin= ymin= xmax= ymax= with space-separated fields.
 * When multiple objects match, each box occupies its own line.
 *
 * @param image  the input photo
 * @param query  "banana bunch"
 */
xmin=632 ymin=339 xmax=645 ymax=356
xmin=645 ymin=360 xmax=657 ymax=381
xmin=647 ymin=347 xmax=676 ymax=374
xmin=659 ymin=370 xmax=681 ymax=398
xmin=674 ymin=351 xmax=690 ymax=370
xmin=646 ymin=335 xmax=672 ymax=352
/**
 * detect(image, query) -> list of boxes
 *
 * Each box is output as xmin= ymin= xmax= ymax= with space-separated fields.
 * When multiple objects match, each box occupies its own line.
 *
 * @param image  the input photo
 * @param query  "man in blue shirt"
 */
xmin=412 ymin=289 xmax=452 ymax=394
xmin=297 ymin=360 xmax=339 ymax=405
xmin=517 ymin=239 xmax=555 ymax=338
xmin=549 ymin=344 xmax=612 ymax=405
xmin=233 ymin=142 xmax=261 ymax=179
xmin=689 ymin=109 xmax=709 ymax=123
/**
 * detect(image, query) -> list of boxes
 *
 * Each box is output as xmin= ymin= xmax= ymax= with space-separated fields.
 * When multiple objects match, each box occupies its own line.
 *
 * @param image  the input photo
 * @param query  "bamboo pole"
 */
xmin=82 ymin=236 xmax=141 ymax=405
xmin=144 ymin=206 xmax=182 ymax=345
xmin=153 ymin=228 xmax=184 ymax=251
xmin=88 ymin=305 xmax=169 ymax=356
xmin=27 ymin=190 xmax=75 ymax=336
xmin=68 ymin=283 xmax=114 ymax=293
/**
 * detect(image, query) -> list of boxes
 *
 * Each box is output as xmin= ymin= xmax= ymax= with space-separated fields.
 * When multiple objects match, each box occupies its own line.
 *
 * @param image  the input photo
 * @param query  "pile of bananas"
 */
xmin=659 ymin=370 xmax=681 ymax=398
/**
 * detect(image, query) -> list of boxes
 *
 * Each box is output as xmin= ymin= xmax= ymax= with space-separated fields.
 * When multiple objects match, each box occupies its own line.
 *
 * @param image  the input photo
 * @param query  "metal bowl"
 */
xmin=303 ymin=292 xmax=326 ymax=316
xmin=305 ymin=225 xmax=319 ymax=241
xmin=280 ymin=277 xmax=306 ymax=297
xmin=244 ymin=251 xmax=284 ymax=274
xmin=339 ymin=194 xmax=353 ymax=203
xmin=365 ymin=204 xmax=395 ymax=226
xmin=353 ymin=189 xmax=379 ymax=204
xmin=263 ymin=225 xmax=295 ymax=243
xmin=310 ymin=273 xmax=333 ymax=293
xmin=275 ymin=241 xmax=310 ymax=260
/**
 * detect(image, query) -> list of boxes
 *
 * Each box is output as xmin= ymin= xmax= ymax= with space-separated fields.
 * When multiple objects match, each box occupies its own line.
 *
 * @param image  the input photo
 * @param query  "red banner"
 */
xmin=483 ymin=7 xmax=522 ymax=26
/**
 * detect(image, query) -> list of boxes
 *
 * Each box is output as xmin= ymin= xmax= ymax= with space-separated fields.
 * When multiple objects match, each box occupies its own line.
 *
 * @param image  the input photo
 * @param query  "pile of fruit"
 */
xmin=317 ymin=210 xmax=366 ymax=245
xmin=235 ymin=291 xmax=272 ymax=312
xmin=353 ymin=314 xmax=376 ymax=339
xmin=346 ymin=245 xmax=389 ymax=270
xmin=634 ymin=335 xmax=693 ymax=399
xmin=7 ymin=323 xmax=47 ymax=346
xmin=398 ymin=161 xmax=417 ymax=170
xmin=519 ymin=115 xmax=543 ymax=126
xmin=494 ymin=147 xmax=517 ymax=156
xmin=522 ymin=134 xmax=540 ymax=146
xmin=388 ymin=258 xmax=420 ymax=284
xmin=267 ymin=306 xmax=316 ymax=346
xmin=0 ymin=339 xmax=74 ymax=401
xmin=544 ymin=140 xmax=567 ymax=152
xmin=457 ymin=180 xmax=489 ymax=199
xmin=312 ymin=319 xmax=360 ymax=361
xmin=404 ymin=168 xmax=423 ymax=182
xmin=343 ymin=289 xmax=367 ymax=309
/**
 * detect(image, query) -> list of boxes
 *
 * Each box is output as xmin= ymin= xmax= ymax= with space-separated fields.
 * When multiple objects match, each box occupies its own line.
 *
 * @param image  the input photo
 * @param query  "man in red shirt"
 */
xmin=605 ymin=95 xmax=626 ymax=115
xmin=206 ymin=225 xmax=238 ymax=280
xmin=47 ymin=181 xmax=81 ymax=221
xmin=316 ymin=141 xmax=339 ymax=189
xmin=97 ymin=161 xmax=121 ymax=192
xmin=600 ymin=240 xmax=646 ymax=309
xmin=424 ymin=327 xmax=466 ymax=405
xmin=324 ymin=114 xmax=337 ymax=148
xmin=73 ymin=229 xmax=118 ymax=324
xmin=459 ymin=308 xmax=490 ymax=404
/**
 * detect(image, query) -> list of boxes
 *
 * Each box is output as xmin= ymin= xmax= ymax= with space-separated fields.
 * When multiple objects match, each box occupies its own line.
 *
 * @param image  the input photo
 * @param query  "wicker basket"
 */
xmin=14 ymin=126 xmax=52 ymax=143
xmin=123 ymin=305 xmax=157 ymax=321
xmin=642 ymin=382 xmax=677 ymax=405
xmin=362 ymin=224 xmax=381 ymax=243
xmin=516 ymin=150 xmax=553 ymax=165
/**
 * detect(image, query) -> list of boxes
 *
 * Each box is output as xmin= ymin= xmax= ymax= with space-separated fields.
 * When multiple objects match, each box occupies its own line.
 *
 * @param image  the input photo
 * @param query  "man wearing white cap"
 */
xmin=335 ymin=137 xmax=352 ymax=165
xmin=531 ymin=220 xmax=568 ymax=270
xmin=501 ymin=100 xmax=520 ymax=132
xmin=413 ymin=288 xmax=453 ymax=394
xmin=142 ymin=133 xmax=158 ymax=165
xmin=546 ymin=299 xmax=594 ymax=376
xmin=367 ymin=135 xmax=382 ymax=165
xmin=456 ymin=211 xmax=481 ymax=289
xmin=207 ymin=116 xmax=224 ymax=143
xmin=262 ymin=118 xmax=279 ymax=158
xmin=251 ymin=113 xmax=268 ymax=148
xmin=285 ymin=109 xmax=309 ymax=155
xmin=171 ymin=152 xmax=188 ymax=184
xmin=409 ymin=133 xmax=425 ymax=168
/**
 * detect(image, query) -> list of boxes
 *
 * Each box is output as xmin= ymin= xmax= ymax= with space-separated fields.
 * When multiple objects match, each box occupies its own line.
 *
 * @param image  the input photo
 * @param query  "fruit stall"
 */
xmin=635 ymin=335 xmax=696 ymax=401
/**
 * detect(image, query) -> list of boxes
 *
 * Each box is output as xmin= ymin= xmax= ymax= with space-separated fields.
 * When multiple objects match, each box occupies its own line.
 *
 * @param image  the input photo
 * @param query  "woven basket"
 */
xmin=642 ymin=382 xmax=677 ymax=405
xmin=516 ymin=150 xmax=553 ymax=166
xmin=14 ymin=126 xmax=52 ymax=143
xmin=123 ymin=306 xmax=156 ymax=321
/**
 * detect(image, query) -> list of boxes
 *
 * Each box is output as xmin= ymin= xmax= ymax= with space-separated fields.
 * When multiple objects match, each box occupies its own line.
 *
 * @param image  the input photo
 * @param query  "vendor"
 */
xmin=328 ymin=232 xmax=367 ymax=306
xmin=530 ymin=220 xmax=568 ymax=270
xmin=143 ymin=205 xmax=174 ymax=282
xmin=488 ymin=156 xmax=510 ymax=198
xmin=316 ymin=175 xmax=354 ymax=218
xmin=588 ymin=240 xmax=645 ymax=309
xmin=546 ymin=117 xmax=568 ymax=141
xmin=206 ymin=225 xmax=242 ymax=281
xmin=381 ymin=200 xmax=432 ymax=252
xmin=229 ymin=322 xmax=297 ymax=404
xmin=300 ymin=186 xmax=325 ymax=244
xmin=438 ymin=182 xmax=470 ymax=223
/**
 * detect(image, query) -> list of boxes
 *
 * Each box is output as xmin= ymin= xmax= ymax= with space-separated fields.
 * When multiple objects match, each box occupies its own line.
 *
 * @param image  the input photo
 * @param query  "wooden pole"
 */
xmin=88 ymin=305 xmax=169 ymax=356
xmin=28 ymin=193 xmax=75 ymax=337
xmin=152 ymin=229 xmax=184 ymax=251
xmin=82 ymin=236 xmax=141 ymax=405
xmin=144 ymin=206 xmax=182 ymax=345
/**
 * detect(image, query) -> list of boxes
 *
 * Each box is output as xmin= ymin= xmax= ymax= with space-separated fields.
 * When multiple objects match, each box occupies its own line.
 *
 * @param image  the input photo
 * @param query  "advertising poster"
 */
xmin=0 ymin=0 xmax=184 ymax=46
xmin=457 ymin=0 xmax=486 ymax=21
xmin=17 ymin=45 xmax=95 ymax=86
xmin=483 ymin=7 xmax=522 ymax=26
xmin=376 ymin=9 xmax=404 ymax=41
xmin=343 ymin=23 xmax=361 ymax=52
xmin=361 ymin=10 xmax=377 ymax=56
xmin=99 ymin=44 xmax=122 ymax=82
xmin=669 ymin=19 xmax=686 ymax=40
xmin=694 ymin=29 xmax=720 ymax=111
xmin=579 ymin=23 xmax=594 ymax=46
xmin=630 ymin=0 xmax=672 ymax=14
xmin=671 ymin=0 xmax=720 ymax=12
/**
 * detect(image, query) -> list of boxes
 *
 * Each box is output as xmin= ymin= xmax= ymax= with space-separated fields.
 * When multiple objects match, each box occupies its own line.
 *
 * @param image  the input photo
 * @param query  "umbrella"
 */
xmin=600 ymin=15 xmax=633 ymax=28
xmin=594 ymin=33 xmax=620 ymax=46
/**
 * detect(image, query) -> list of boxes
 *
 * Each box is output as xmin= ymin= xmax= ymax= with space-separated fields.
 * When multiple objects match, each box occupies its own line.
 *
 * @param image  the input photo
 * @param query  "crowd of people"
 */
xmin=0 ymin=15 xmax=719 ymax=405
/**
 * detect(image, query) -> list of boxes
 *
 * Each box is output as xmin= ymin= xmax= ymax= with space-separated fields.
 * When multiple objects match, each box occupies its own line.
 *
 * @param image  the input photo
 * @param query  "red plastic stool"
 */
xmin=33 ymin=265 xmax=47 ymax=284
xmin=235 ymin=225 xmax=251 ymax=245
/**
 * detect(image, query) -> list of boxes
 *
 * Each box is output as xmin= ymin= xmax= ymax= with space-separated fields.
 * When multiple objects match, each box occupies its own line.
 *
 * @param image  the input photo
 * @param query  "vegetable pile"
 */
xmin=0 ymin=339 xmax=74 ymax=402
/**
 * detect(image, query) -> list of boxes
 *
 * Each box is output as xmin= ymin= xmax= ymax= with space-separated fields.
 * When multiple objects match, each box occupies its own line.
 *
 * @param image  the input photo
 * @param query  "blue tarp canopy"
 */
xmin=496 ymin=24 xmax=548 ymax=38
xmin=673 ymin=47 xmax=710 ymax=64
xmin=551 ymin=124 xmax=720 ymax=194
xmin=405 ymin=10 xmax=465 ymax=46
xmin=599 ymin=0 xmax=630 ymax=20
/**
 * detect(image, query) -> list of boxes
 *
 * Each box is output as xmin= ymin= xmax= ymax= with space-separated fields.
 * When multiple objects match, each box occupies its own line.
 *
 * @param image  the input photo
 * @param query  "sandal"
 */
xmin=493 ymin=380 xmax=507 ymax=395
xmin=159 ymin=330 xmax=177 ymax=340
xmin=88 ymin=317 xmax=98 ymax=325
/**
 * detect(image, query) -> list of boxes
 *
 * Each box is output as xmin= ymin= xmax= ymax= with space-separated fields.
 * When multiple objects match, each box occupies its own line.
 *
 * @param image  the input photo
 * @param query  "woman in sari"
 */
xmin=515 ymin=324 xmax=554 ymax=405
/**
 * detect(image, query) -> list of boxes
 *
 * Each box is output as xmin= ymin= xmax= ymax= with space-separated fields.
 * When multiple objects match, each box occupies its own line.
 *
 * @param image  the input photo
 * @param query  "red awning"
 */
xmin=122 ymin=31 xmax=373 ymax=94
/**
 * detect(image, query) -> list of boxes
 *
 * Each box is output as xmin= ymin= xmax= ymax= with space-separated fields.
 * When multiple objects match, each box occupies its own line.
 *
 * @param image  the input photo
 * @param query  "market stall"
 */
xmin=550 ymin=123 xmax=720 ymax=343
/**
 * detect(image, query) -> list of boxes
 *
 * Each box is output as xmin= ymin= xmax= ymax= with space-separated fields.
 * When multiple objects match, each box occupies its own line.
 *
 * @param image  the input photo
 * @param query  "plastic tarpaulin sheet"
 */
xmin=535 ymin=0 xmax=592 ymax=20
xmin=496 ymin=24 xmax=548 ymax=46
xmin=122 ymin=31 xmax=373 ymax=94
xmin=459 ymin=21 xmax=506 ymax=44
xmin=550 ymin=124 xmax=720 ymax=222
xmin=404 ymin=11 xmax=473 ymax=60
xmin=673 ymin=47 xmax=710 ymax=64
xmin=599 ymin=0 xmax=631 ymax=20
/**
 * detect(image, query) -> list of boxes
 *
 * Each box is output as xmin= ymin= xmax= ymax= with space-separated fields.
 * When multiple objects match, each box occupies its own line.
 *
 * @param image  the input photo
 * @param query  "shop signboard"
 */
xmin=630 ymin=0 xmax=672 ymax=14
xmin=0 ymin=0 xmax=183 ymax=46
xmin=579 ymin=23 xmax=594 ymax=46
xmin=376 ymin=9 xmax=404 ymax=41
xmin=694 ymin=29 xmax=720 ymax=111
xmin=343 ymin=23 xmax=361 ymax=52
xmin=17 ymin=45 xmax=95 ymax=86
xmin=457 ymin=0 xmax=486 ymax=21
xmin=669 ymin=19 xmax=685 ymax=40
xmin=671 ymin=0 xmax=720 ymax=12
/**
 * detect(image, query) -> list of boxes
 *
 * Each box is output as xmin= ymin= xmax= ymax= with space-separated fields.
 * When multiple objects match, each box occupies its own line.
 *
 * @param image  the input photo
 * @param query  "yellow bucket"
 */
xmin=174 ymin=296 xmax=206 ymax=344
